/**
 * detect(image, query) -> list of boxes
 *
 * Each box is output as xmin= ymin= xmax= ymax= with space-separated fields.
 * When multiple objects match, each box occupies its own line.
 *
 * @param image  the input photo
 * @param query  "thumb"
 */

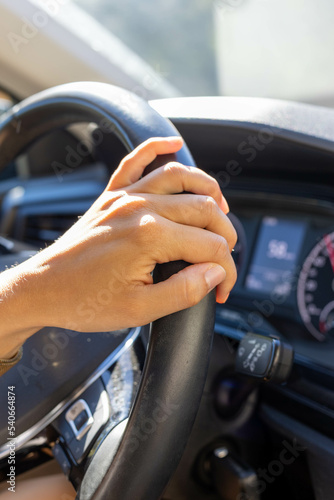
xmin=141 ymin=263 xmax=226 ymax=321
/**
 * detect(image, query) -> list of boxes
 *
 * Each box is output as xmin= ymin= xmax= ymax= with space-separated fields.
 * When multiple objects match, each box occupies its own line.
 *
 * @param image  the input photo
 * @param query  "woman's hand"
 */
xmin=0 ymin=137 xmax=237 ymax=356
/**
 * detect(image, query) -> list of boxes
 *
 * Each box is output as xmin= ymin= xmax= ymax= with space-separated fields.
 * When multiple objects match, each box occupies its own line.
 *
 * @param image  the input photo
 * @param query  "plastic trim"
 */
xmin=0 ymin=327 xmax=141 ymax=460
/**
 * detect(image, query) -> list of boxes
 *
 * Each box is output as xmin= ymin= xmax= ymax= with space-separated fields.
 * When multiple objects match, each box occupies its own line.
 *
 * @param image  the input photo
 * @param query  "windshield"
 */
xmin=72 ymin=0 xmax=334 ymax=107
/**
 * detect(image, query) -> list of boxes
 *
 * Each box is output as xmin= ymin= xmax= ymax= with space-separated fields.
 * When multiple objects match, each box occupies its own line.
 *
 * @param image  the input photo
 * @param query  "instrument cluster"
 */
xmin=227 ymin=199 xmax=334 ymax=344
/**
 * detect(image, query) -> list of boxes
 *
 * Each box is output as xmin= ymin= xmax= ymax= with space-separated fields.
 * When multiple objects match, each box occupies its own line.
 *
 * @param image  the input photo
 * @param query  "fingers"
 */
xmin=127 ymin=162 xmax=229 ymax=213
xmin=138 ymin=263 xmax=227 ymax=321
xmin=141 ymin=216 xmax=237 ymax=303
xmin=139 ymin=193 xmax=236 ymax=251
xmin=107 ymin=137 xmax=229 ymax=213
xmin=96 ymin=190 xmax=237 ymax=302
xmin=173 ymin=224 xmax=237 ymax=302
xmin=104 ymin=137 xmax=235 ymax=307
xmin=107 ymin=136 xmax=184 ymax=190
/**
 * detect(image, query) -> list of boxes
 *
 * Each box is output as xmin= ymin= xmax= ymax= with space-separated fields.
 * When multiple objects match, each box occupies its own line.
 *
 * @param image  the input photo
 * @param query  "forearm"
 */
xmin=0 ymin=263 xmax=42 ymax=359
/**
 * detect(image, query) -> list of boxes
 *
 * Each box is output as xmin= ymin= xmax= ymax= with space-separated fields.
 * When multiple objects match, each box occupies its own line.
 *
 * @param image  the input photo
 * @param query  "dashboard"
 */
xmin=1 ymin=118 xmax=333 ymax=374
xmin=226 ymin=196 xmax=334 ymax=360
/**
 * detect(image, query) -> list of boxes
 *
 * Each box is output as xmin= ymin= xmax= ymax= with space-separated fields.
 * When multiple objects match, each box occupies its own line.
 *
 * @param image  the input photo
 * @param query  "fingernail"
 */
xmin=166 ymin=136 xmax=183 ymax=144
xmin=205 ymin=266 xmax=226 ymax=291
xmin=223 ymin=292 xmax=230 ymax=303
xmin=221 ymin=195 xmax=229 ymax=214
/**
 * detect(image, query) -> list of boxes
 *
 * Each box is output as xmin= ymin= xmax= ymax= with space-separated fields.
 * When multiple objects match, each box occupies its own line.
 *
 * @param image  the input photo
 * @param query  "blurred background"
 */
xmin=74 ymin=0 xmax=334 ymax=106
xmin=0 ymin=0 xmax=334 ymax=106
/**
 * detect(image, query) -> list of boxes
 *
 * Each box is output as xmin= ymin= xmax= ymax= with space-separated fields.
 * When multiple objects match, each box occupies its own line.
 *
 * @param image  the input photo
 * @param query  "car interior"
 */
xmin=0 ymin=1 xmax=334 ymax=500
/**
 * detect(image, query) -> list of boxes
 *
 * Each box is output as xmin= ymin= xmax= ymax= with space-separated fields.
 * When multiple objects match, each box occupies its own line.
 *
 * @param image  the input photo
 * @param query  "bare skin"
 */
xmin=0 ymin=137 xmax=237 ymax=360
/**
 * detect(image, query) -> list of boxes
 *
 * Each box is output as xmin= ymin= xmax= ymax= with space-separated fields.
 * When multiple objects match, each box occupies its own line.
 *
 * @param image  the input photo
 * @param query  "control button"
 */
xmin=65 ymin=399 xmax=94 ymax=441
xmin=73 ymin=410 xmax=88 ymax=431
xmin=237 ymin=335 xmax=273 ymax=377
xmin=236 ymin=333 xmax=294 ymax=383
xmin=68 ymin=391 xmax=110 ymax=463
xmin=52 ymin=380 xmax=110 ymax=464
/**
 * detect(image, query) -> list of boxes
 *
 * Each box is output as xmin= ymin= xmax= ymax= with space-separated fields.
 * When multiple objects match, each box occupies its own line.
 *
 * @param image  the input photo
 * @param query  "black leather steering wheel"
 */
xmin=0 ymin=82 xmax=216 ymax=500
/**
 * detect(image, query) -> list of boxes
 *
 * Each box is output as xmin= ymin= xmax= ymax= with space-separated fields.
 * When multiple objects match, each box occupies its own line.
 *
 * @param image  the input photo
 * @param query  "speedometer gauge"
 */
xmin=297 ymin=231 xmax=334 ymax=341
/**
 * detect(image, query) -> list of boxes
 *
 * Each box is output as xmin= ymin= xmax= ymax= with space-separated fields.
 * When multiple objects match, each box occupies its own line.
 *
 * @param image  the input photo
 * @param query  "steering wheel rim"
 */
xmin=0 ymin=82 xmax=216 ymax=500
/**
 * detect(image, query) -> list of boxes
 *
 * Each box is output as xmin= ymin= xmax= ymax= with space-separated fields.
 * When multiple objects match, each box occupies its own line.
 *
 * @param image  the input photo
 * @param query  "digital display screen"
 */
xmin=245 ymin=217 xmax=307 ymax=296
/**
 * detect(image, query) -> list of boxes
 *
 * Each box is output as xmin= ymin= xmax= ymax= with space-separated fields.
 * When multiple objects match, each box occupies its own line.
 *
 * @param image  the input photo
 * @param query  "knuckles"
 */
xmin=182 ymin=276 xmax=203 ymax=308
xmin=211 ymin=177 xmax=221 ymax=197
xmin=100 ymin=192 xmax=147 ymax=218
xmin=213 ymin=236 xmax=230 ymax=259
xmin=163 ymin=162 xmax=190 ymax=181
xmin=204 ymin=175 xmax=222 ymax=203
xmin=199 ymin=195 xmax=217 ymax=216
xmin=230 ymin=225 xmax=238 ymax=250
xmin=131 ymin=213 xmax=159 ymax=245
xmin=95 ymin=192 xmax=160 ymax=245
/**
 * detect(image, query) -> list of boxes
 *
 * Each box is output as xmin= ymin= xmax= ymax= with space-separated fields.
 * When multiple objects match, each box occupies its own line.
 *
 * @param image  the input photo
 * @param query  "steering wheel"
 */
xmin=0 ymin=82 xmax=216 ymax=500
